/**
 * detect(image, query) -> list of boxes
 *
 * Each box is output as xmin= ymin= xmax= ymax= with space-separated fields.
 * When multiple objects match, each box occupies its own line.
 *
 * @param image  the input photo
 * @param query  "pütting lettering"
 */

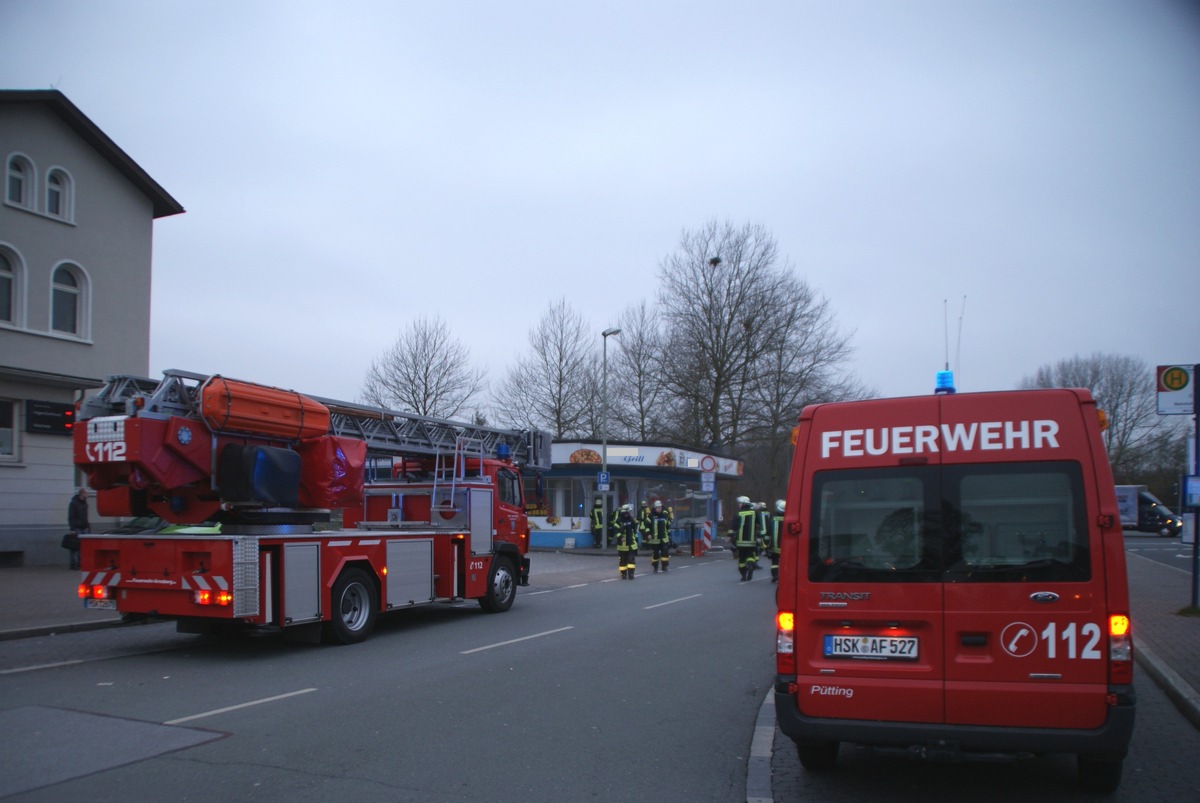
xmin=810 ymin=685 xmax=854 ymax=698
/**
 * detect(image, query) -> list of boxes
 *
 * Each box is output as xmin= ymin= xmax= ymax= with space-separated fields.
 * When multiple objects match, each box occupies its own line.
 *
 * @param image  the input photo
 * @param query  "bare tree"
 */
xmin=360 ymin=316 xmax=486 ymax=420
xmin=656 ymin=219 xmax=860 ymax=455
xmin=609 ymin=301 xmax=668 ymax=441
xmin=1018 ymin=353 xmax=1167 ymax=478
xmin=493 ymin=299 xmax=595 ymax=437
xmin=743 ymin=283 xmax=866 ymax=497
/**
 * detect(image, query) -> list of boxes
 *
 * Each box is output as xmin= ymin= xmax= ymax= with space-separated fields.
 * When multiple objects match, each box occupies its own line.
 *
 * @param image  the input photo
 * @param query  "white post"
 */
xmin=601 ymin=327 xmax=621 ymax=547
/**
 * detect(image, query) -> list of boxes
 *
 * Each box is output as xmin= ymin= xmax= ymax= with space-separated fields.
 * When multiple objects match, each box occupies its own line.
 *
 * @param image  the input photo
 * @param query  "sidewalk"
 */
xmin=2 ymin=546 xmax=1197 ymax=732
xmin=0 ymin=565 xmax=121 ymax=640
xmin=1124 ymin=550 xmax=1200 ymax=730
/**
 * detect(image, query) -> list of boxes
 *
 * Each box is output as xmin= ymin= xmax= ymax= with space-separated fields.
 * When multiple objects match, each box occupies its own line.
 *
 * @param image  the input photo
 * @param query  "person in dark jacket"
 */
xmin=590 ymin=497 xmax=606 ymax=548
xmin=615 ymin=504 xmax=639 ymax=579
xmin=646 ymin=500 xmax=672 ymax=573
xmin=768 ymin=500 xmax=785 ymax=583
xmin=729 ymin=496 xmax=758 ymax=581
xmin=66 ymin=487 xmax=90 ymax=570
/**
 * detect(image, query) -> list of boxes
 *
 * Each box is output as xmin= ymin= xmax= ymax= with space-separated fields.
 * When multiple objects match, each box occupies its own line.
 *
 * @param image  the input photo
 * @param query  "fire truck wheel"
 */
xmin=326 ymin=567 xmax=378 ymax=644
xmin=479 ymin=557 xmax=517 ymax=613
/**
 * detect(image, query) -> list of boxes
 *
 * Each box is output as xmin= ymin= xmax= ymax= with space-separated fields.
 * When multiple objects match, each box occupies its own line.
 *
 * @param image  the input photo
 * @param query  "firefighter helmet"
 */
xmin=776 ymin=499 xmax=786 ymax=513
xmin=653 ymin=500 xmax=662 ymax=509
xmin=736 ymin=495 xmax=751 ymax=505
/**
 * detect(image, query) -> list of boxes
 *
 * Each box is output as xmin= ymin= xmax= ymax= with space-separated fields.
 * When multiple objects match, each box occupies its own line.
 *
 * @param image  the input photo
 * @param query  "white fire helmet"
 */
xmin=776 ymin=499 xmax=786 ymax=513
xmin=653 ymin=500 xmax=662 ymax=509
xmin=736 ymin=496 xmax=751 ymax=505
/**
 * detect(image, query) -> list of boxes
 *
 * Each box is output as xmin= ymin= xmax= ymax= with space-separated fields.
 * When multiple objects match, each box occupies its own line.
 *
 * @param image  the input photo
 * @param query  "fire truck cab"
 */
xmin=774 ymin=385 xmax=1135 ymax=792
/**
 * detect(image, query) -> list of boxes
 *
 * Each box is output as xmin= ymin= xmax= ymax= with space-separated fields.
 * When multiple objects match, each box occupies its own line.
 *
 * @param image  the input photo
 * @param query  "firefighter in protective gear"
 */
xmin=616 ymin=504 xmax=639 ymax=579
xmin=638 ymin=499 xmax=651 ymax=541
xmin=768 ymin=499 xmax=785 ymax=582
xmin=729 ymin=496 xmax=759 ymax=580
xmin=590 ymin=497 xmax=606 ymax=548
xmin=646 ymin=500 xmax=672 ymax=573
xmin=755 ymin=501 xmax=771 ymax=556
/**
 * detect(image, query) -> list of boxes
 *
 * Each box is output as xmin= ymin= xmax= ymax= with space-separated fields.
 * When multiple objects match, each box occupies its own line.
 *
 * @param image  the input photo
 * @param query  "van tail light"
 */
xmin=1108 ymin=613 xmax=1133 ymax=684
xmin=776 ymin=610 xmax=796 ymax=674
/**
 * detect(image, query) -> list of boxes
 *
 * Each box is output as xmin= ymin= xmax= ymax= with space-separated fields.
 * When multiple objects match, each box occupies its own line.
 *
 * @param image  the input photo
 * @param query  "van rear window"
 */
xmin=946 ymin=462 xmax=1090 ymax=582
xmin=808 ymin=461 xmax=1090 ymax=583
xmin=809 ymin=468 xmax=939 ymax=583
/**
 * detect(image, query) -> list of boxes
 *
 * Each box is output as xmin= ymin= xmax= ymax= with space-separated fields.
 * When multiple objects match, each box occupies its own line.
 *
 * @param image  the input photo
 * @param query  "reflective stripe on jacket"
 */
xmin=731 ymin=508 xmax=757 ymax=547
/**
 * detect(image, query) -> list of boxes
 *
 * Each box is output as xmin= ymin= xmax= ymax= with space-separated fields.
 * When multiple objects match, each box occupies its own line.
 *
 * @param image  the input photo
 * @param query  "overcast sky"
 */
xmin=4 ymin=0 xmax=1198 ymax=405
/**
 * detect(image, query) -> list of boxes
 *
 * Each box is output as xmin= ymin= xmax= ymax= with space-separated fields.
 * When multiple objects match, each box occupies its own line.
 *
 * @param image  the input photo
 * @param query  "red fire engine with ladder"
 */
xmin=73 ymin=369 xmax=551 ymax=644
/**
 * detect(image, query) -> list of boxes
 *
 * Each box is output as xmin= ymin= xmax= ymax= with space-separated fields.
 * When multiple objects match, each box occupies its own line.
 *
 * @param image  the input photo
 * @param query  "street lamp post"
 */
xmin=600 ymin=327 xmax=621 ymax=548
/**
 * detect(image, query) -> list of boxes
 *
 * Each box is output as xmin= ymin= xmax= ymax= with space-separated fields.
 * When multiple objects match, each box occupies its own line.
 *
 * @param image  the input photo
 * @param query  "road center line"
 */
xmin=645 ymin=594 xmax=702 ymax=610
xmin=0 ymin=658 xmax=87 ymax=675
xmin=164 ymin=687 xmax=318 ymax=725
xmin=461 ymin=626 xmax=574 ymax=654
xmin=0 ymin=643 xmax=191 ymax=675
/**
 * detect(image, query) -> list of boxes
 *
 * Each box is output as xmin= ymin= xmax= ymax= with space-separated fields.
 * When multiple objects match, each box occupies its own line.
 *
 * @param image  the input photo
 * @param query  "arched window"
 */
xmin=0 ymin=252 xmax=14 ymax=324
xmin=52 ymin=263 xmax=87 ymax=336
xmin=46 ymin=168 xmax=74 ymax=221
xmin=5 ymin=155 xmax=35 ymax=209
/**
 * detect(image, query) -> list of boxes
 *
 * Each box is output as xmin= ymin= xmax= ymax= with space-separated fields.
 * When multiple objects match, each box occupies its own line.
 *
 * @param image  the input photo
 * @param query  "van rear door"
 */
xmin=793 ymin=397 xmax=946 ymax=724
xmin=939 ymin=392 xmax=1110 ymax=729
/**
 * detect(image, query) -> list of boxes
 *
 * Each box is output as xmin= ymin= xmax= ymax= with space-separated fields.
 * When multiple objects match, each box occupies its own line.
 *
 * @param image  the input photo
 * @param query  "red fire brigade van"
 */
xmin=774 ymin=386 xmax=1135 ymax=792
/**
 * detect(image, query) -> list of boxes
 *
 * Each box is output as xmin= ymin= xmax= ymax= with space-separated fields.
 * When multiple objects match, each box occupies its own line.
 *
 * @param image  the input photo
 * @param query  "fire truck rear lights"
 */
xmin=91 ymin=585 xmax=108 ymax=600
xmin=194 ymin=589 xmax=233 ymax=606
xmin=77 ymin=584 xmax=88 ymax=599
xmin=777 ymin=611 xmax=795 ymax=632
xmin=1109 ymin=614 xmax=1130 ymax=637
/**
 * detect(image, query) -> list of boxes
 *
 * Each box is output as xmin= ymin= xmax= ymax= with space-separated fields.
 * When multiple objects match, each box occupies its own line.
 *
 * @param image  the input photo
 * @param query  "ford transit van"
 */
xmin=774 ymin=388 xmax=1134 ymax=792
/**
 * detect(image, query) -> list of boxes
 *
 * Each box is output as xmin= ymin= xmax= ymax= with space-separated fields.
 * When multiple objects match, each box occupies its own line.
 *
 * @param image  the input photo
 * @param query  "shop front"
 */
xmin=523 ymin=440 xmax=742 ymax=549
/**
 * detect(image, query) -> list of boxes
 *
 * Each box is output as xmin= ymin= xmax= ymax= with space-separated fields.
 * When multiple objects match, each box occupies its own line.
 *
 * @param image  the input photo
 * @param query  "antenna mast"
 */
xmin=955 ymin=295 xmax=967 ymax=380
xmin=943 ymin=299 xmax=950 ymax=371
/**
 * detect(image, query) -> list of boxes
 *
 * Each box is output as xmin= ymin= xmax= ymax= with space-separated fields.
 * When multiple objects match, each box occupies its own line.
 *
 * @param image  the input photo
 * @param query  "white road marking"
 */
xmin=460 ymin=626 xmax=574 ymax=655
xmin=645 ymin=594 xmax=702 ymax=610
xmin=164 ymin=688 xmax=318 ymax=725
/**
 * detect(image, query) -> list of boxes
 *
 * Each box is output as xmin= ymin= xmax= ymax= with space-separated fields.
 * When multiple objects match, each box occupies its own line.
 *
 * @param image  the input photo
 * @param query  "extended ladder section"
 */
xmin=81 ymin=369 xmax=552 ymax=470
xmin=311 ymin=395 xmax=550 ymax=470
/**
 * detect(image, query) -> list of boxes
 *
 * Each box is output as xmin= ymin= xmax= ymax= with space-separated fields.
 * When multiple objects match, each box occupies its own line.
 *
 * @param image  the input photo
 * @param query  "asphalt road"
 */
xmin=4 ymin=544 xmax=1197 ymax=800
xmin=0 ymin=551 xmax=774 ymax=801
